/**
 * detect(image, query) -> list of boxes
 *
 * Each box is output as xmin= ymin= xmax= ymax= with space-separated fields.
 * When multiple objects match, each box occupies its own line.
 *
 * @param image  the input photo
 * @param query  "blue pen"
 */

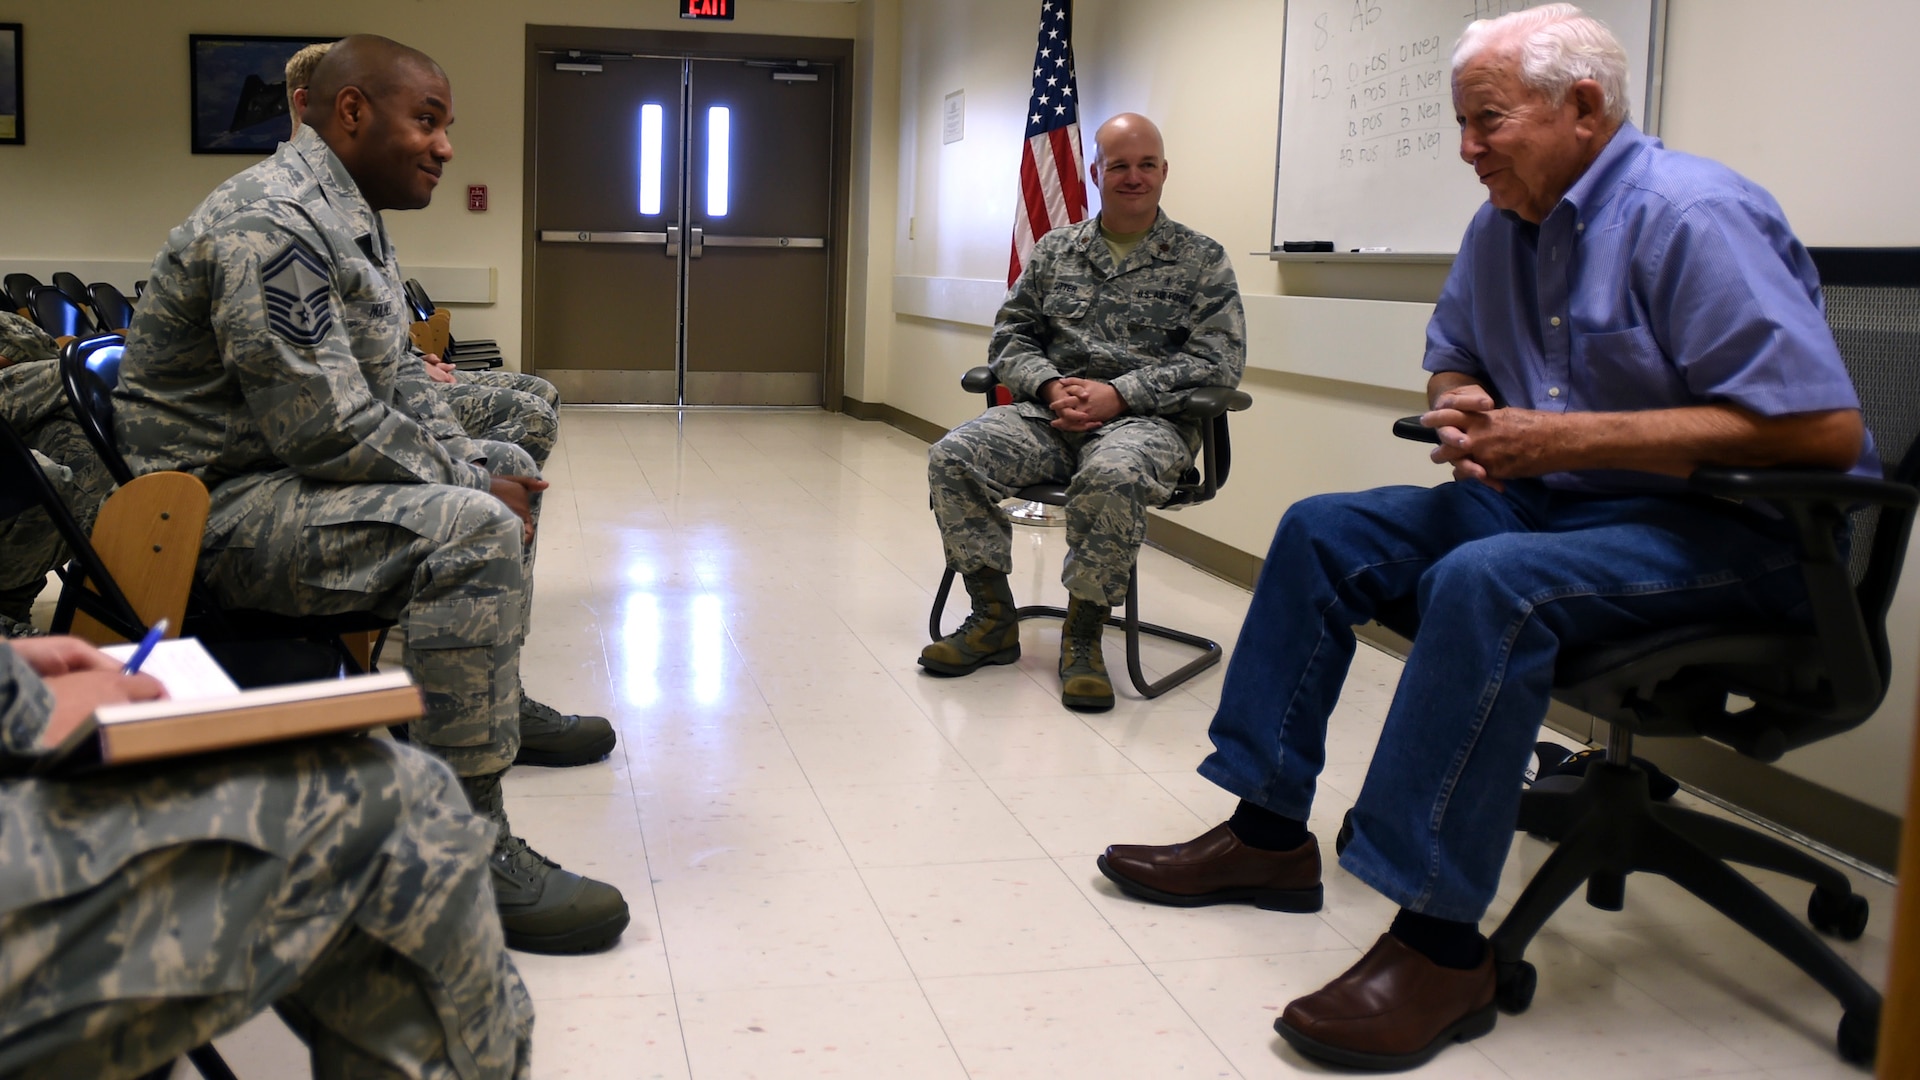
xmin=121 ymin=619 xmax=169 ymax=675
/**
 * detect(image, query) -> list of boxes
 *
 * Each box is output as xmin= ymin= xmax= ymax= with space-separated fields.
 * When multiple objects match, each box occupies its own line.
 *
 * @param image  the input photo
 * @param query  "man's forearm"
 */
xmin=1520 ymin=405 xmax=1864 ymax=476
xmin=1427 ymin=371 xmax=1484 ymax=409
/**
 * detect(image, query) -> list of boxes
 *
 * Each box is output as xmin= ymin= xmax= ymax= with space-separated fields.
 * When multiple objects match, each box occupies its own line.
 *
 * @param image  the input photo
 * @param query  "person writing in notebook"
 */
xmin=0 ymin=636 xmax=533 ymax=1077
xmin=921 ymin=112 xmax=1246 ymax=711
xmin=1097 ymin=4 xmax=1872 ymax=1069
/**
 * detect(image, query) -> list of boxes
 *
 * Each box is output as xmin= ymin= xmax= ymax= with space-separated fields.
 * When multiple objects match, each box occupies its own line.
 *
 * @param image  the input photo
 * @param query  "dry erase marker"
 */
xmin=122 ymin=619 xmax=169 ymax=675
xmin=1351 ymin=246 xmax=1394 ymax=253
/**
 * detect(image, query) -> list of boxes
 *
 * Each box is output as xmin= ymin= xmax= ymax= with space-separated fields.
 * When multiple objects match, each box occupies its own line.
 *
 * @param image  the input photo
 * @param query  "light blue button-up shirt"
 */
xmin=1424 ymin=122 xmax=1876 ymax=492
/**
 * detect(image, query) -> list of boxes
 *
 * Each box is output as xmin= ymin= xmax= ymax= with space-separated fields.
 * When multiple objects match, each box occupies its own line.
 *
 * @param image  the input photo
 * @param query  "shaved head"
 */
xmin=1089 ymin=113 xmax=1168 ymax=232
xmin=302 ymin=34 xmax=447 ymax=135
xmin=1092 ymin=113 xmax=1165 ymax=166
xmin=299 ymin=34 xmax=455 ymax=212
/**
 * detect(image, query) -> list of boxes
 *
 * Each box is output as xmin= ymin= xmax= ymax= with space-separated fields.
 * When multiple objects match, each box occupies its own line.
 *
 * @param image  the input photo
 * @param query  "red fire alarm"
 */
xmin=467 ymin=184 xmax=488 ymax=212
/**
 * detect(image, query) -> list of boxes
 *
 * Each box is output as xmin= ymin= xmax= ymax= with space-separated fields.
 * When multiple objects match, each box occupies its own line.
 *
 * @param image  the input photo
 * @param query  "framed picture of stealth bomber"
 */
xmin=189 ymin=34 xmax=337 ymax=154
xmin=0 ymin=24 xmax=22 ymax=145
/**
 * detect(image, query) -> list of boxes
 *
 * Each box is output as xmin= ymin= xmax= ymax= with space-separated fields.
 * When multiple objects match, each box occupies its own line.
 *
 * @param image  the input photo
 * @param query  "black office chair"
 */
xmin=50 ymin=271 xmax=103 ymax=332
xmin=3 ymin=271 xmax=41 ymax=315
xmin=29 ymin=285 xmax=94 ymax=338
xmin=58 ymin=335 xmax=397 ymax=674
xmin=928 ymin=367 xmax=1252 ymax=698
xmin=1351 ymin=245 xmax=1919 ymax=1066
xmin=402 ymin=278 xmax=503 ymax=369
xmin=89 ymin=281 xmax=135 ymax=332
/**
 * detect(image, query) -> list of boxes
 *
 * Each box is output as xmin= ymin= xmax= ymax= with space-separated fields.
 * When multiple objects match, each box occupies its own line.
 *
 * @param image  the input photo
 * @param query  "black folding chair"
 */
xmin=29 ymin=286 xmax=95 ymax=338
xmin=89 ymin=281 xmax=135 ymax=332
xmin=403 ymin=278 xmax=503 ymax=369
xmin=3 ymin=271 xmax=41 ymax=315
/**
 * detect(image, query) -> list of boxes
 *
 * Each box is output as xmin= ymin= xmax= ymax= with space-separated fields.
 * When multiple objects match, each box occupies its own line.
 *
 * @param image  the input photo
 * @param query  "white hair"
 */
xmin=1453 ymin=3 xmax=1631 ymax=125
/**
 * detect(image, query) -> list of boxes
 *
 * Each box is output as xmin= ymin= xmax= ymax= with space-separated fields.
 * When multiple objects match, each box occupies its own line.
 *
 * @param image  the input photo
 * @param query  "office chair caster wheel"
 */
xmin=1808 ymin=887 xmax=1869 ymax=941
xmin=1335 ymin=810 xmax=1354 ymax=856
xmin=1494 ymin=960 xmax=1536 ymax=1013
xmin=1837 ymin=1003 xmax=1879 ymax=1066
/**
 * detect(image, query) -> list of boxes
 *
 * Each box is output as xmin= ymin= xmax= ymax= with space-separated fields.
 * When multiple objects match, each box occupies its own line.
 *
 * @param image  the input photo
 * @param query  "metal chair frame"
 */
xmin=928 ymin=366 xmax=1251 ymax=699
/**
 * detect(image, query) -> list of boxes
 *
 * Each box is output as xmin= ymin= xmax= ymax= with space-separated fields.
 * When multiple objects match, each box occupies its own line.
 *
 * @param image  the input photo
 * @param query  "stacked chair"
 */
xmin=402 ymin=278 xmax=502 ymax=369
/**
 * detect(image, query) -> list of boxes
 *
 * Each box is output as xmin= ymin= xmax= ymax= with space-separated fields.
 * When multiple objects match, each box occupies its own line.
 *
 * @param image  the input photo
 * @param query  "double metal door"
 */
xmin=532 ymin=53 xmax=833 ymax=405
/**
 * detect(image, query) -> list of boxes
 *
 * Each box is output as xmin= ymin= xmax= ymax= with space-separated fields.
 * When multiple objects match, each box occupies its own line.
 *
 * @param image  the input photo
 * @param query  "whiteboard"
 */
xmin=1269 ymin=0 xmax=1665 ymax=255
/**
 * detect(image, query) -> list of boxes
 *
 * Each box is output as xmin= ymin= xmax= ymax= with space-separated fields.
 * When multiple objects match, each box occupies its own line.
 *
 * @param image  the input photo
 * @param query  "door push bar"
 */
xmin=539 ymin=229 xmax=825 ymax=256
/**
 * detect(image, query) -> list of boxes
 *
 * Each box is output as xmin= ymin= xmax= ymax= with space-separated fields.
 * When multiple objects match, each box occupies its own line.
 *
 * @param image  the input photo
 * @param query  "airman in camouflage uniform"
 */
xmin=0 ymin=315 xmax=115 ymax=627
xmin=115 ymin=36 xmax=627 ymax=954
xmin=923 ymin=114 xmax=1246 ymax=710
xmin=0 ymin=637 xmax=533 ymax=1078
xmin=287 ymin=37 xmax=564 ymax=473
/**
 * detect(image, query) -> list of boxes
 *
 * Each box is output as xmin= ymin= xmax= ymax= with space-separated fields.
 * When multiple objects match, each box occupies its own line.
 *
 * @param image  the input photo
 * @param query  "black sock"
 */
xmin=1390 ymin=908 xmax=1487 ymax=970
xmin=1226 ymin=800 xmax=1309 ymax=851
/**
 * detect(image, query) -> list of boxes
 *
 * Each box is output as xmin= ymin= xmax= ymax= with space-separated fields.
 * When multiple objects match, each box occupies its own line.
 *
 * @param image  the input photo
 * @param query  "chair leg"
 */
xmin=186 ymin=1044 xmax=240 ymax=1080
xmin=1633 ymin=821 xmax=1881 ymax=1018
xmin=1489 ymin=805 xmax=1617 ymax=968
xmin=929 ymin=566 xmax=959 ymax=642
xmin=927 ymin=561 xmax=1221 ymax=699
xmin=1651 ymin=802 xmax=1855 ymax=896
xmin=1117 ymin=563 xmax=1222 ymax=699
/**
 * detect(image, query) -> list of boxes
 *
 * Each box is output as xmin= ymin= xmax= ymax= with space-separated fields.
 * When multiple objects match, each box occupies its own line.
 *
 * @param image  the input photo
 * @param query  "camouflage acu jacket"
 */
xmin=116 ymin=127 xmax=489 ymax=528
xmin=989 ymin=210 xmax=1246 ymax=428
xmin=0 ymin=313 xmax=58 ymax=369
xmin=0 ymin=645 xmax=52 ymax=773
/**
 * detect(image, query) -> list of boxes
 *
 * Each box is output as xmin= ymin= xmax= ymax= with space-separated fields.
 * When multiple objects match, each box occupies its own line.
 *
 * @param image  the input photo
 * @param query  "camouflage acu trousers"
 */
xmin=443 ymin=374 xmax=560 ymax=470
xmin=460 ymin=370 xmax=562 ymax=412
xmin=928 ymin=406 xmax=1193 ymax=605
xmin=0 ymin=738 xmax=532 ymax=1079
xmin=0 ymin=363 xmax=116 ymax=623
xmin=199 ymin=441 xmax=540 ymax=776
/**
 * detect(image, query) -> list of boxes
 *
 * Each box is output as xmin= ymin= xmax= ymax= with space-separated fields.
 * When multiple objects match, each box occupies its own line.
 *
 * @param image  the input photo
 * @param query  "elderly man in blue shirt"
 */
xmin=1097 ymin=3 xmax=1874 ymax=1071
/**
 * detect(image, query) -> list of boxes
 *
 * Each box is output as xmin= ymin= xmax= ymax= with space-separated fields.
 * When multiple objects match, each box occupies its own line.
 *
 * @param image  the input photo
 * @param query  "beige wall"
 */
xmin=0 ymin=0 xmax=864 ymax=368
xmin=877 ymin=0 xmax=1920 ymax=815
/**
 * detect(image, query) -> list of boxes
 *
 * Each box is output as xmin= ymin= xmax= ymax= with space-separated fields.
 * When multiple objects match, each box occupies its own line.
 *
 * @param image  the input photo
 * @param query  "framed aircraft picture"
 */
xmin=0 ymin=24 xmax=22 ymax=145
xmin=189 ymin=34 xmax=336 ymax=154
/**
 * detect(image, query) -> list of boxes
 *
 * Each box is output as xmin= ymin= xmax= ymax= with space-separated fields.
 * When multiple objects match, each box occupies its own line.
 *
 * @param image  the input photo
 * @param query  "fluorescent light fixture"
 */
xmin=638 ymin=103 xmax=663 ymax=215
xmin=772 ymin=71 xmax=819 ymax=82
xmin=555 ymin=61 xmax=602 ymax=73
xmin=707 ymin=106 xmax=730 ymax=218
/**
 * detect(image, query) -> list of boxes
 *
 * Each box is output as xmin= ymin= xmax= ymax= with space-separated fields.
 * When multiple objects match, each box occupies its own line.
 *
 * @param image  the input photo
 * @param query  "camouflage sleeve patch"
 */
xmin=259 ymin=243 xmax=335 ymax=348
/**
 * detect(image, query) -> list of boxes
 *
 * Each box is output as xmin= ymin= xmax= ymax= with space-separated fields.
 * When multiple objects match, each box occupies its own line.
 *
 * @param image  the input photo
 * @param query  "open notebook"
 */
xmin=42 ymin=639 xmax=422 ymax=771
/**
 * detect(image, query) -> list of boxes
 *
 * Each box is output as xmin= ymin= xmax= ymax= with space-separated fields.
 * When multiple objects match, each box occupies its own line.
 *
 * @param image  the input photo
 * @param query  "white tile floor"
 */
xmin=201 ymin=408 xmax=1890 ymax=1078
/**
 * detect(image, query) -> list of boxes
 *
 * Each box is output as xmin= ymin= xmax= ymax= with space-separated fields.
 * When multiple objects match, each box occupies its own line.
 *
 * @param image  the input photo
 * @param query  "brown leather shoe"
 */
xmin=1097 ymin=823 xmax=1322 ymax=911
xmin=1276 ymin=934 xmax=1496 ymax=1070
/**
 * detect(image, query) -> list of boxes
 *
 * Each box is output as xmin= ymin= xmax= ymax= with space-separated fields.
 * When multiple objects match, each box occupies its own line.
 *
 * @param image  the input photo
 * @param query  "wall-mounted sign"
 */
xmin=943 ymin=90 xmax=964 ymax=144
xmin=681 ymin=0 xmax=734 ymax=19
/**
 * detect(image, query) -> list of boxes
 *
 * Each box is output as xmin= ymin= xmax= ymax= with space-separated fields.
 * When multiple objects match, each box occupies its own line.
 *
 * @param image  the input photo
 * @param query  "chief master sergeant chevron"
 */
xmin=113 ymin=34 xmax=628 ymax=955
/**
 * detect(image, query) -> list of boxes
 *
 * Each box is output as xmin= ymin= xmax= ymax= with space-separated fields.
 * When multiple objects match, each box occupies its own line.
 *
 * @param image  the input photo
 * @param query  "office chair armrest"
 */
xmin=1393 ymin=415 xmax=1440 ymax=443
xmin=1689 ymin=467 xmax=1919 ymax=509
xmin=1181 ymin=387 xmax=1252 ymax=420
xmin=960 ymin=366 xmax=999 ymax=394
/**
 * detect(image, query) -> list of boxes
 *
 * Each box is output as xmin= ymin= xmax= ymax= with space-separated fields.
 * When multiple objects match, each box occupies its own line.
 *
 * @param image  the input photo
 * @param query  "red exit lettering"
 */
xmin=681 ymin=0 xmax=733 ymax=19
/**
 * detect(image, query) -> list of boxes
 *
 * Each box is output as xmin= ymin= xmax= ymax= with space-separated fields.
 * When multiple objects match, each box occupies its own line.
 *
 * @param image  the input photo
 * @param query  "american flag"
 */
xmin=1009 ymin=0 xmax=1088 ymax=288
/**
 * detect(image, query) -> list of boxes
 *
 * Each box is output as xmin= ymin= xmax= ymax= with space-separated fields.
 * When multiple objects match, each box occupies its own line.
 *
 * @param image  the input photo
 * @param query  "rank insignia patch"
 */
xmin=260 ymin=243 xmax=334 ymax=347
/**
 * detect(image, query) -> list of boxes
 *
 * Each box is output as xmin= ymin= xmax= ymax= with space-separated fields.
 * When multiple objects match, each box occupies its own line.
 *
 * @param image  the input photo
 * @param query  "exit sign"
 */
xmin=681 ymin=0 xmax=733 ymax=18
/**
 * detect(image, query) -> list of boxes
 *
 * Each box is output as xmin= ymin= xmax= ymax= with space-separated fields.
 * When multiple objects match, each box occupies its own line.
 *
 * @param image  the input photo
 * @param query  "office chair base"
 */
xmin=928 ymin=566 xmax=1221 ymax=699
xmin=1487 ymin=759 xmax=1882 ymax=1065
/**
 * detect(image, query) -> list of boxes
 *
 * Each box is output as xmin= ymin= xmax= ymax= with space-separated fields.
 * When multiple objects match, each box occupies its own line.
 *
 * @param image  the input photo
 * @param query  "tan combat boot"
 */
xmin=1059 ymin=595 xmax=1115 ymax=711
xmin=919 ymin=569 xmax=1021 ymax=675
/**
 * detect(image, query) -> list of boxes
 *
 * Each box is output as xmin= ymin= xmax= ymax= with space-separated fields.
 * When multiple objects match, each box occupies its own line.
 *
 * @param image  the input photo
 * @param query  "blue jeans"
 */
xmin=1198 ymin=480 xmax=1811 ymax=923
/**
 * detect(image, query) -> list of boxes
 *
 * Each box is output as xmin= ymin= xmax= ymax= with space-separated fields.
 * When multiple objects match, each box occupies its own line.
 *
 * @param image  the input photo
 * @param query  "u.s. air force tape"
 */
xmin=260 ymin=243 xmax=334 ymax=348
